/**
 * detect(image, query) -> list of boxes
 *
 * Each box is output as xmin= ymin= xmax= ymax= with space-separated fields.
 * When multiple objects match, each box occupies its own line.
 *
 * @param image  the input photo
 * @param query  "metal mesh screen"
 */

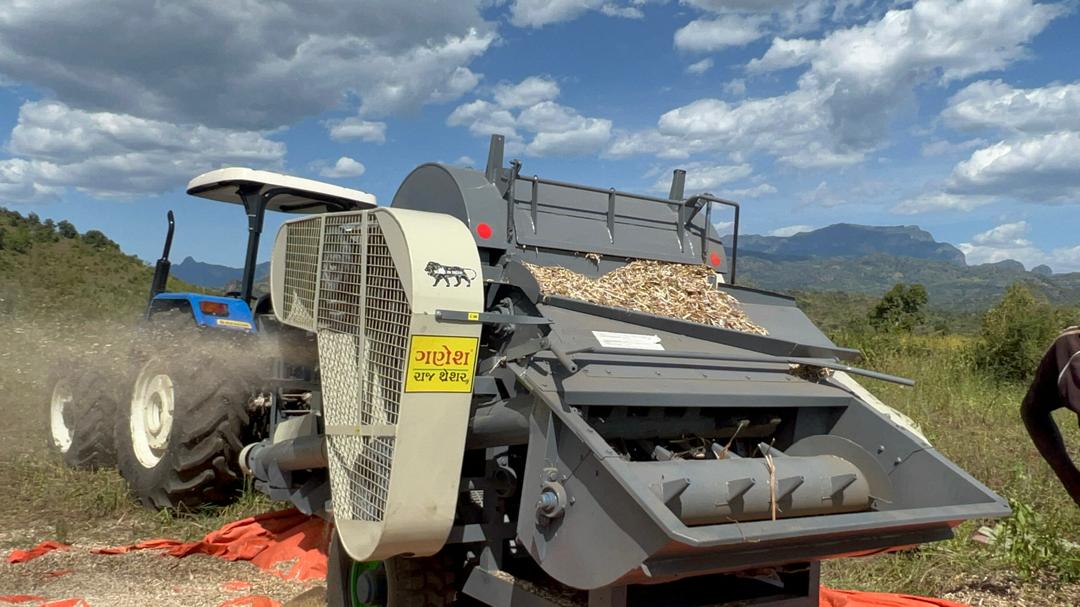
xmin=316 ymin=213 xmax=410 ymax=523
xmin=281 ymin=216 xmax=322 ymax=330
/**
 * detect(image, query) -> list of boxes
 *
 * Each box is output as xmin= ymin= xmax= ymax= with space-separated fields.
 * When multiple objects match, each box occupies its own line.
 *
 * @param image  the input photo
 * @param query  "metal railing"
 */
xmin=503 ymin=161 xmax=741 ymax=283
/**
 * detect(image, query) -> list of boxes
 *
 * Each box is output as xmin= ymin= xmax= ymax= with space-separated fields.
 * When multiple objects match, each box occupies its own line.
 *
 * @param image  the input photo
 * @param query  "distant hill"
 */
xmin=736 ymin=252 xmax=1080 ymax=310
xmin=723 ymin=223 xmax=1078 ymax=310
xmin=0 ymin=208 xmax=195 ymax=319
xmin=172 ymin=256 xmax=269 ymax=290
xmin=737 ymin=224 xmax=966 ymax=265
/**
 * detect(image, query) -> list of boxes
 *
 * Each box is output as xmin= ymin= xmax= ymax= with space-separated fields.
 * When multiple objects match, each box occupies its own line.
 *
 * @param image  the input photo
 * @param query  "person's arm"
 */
xmin=1021 ymin=389 xmax=1080 ymax=506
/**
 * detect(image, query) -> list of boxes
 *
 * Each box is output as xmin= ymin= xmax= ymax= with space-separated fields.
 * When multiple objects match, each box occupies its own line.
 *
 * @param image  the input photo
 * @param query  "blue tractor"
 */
xmin=47 ymin=168 xmax=376 ymax=508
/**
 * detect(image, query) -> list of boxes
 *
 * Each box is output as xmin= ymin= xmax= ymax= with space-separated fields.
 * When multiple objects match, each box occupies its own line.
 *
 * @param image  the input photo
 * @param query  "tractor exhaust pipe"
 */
xmin=145 ymin=210 xmax=175 ymax=319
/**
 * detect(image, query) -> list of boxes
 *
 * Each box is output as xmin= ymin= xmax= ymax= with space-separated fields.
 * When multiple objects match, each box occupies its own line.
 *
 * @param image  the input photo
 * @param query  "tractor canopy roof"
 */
xmin=186 ymin=167 xmax=377 ymax=214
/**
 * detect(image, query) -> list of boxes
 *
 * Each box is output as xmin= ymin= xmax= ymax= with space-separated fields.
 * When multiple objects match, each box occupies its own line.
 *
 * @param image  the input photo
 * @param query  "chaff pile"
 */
xmin=526 ymin=260 xmax=768 ymax=335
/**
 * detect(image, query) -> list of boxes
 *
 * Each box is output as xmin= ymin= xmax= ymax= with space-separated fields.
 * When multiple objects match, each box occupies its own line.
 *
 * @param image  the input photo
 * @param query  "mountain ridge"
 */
xmin=736 ymin=223 xmax=967 ymax=266
xmin=172 ymin=256 xmax=270 ymax=290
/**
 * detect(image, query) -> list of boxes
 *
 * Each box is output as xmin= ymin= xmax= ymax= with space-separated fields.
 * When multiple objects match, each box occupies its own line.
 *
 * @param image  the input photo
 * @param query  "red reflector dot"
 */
xmin=476 ymin=222 xmax=493 ymax=239
xmin=709 ymin=251 xmax=722 ymax=267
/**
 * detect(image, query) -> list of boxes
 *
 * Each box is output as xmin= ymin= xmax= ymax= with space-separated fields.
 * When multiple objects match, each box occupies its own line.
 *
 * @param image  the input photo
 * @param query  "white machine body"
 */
xmin=270 ymin=207 xmax=483 ymax=561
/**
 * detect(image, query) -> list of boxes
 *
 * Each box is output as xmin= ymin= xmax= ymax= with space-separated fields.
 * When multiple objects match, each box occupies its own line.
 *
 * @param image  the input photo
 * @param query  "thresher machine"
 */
xmin=48 ymin=135 xmax=1008 ymax=606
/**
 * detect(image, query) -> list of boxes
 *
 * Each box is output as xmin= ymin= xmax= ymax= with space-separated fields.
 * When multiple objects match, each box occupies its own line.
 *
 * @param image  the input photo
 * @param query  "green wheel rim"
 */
xmin=349 ymin=560 xmax=381 ymax=607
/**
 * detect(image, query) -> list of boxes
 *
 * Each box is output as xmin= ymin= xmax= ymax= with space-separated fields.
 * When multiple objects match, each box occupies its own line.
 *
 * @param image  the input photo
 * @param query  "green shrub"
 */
xmin=868 ymin=283 xmax=928 ymax=333
xmin=971 ymin=283 xmax=1057 ymax=382
xmin=993 ymin=498 xmax=1080 ymax=582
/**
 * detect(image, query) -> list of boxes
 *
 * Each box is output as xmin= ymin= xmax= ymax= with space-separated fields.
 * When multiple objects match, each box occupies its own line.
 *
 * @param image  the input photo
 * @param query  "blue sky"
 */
xmin=0 ymin=0 xmax=1077 ymax=271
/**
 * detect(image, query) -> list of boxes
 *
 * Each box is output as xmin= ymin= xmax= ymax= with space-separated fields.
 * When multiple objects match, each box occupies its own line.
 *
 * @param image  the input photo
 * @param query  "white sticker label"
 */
xmin=592 ymin=331 xmax=665 ymax=351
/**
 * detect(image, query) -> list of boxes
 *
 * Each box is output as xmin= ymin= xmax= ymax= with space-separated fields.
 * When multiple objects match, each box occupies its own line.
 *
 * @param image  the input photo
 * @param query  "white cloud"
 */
xmin=508 ymin=0 xmax=644 ymax=27
xmin=749 ymin=0 xmax=1063 ymax=149
xmin=319 ymin=156 xmax=366 ymax=178
xmin=493 ymin=76 xmax=560 ymax=109
xmin=681 ymin=0 xmax=836 ymax=38
xmin=724 ymin=79 xmax=747 ymax=97
xmin=893 ymin=192 xmax=994 ymax=214
xmin=606 ymin=129 xmax=691 ymax=160
xmin=509 ymin=0 xmax=604 ymax=27
xmin=768 ymin=224 xmax=816 ymax=237
xmin=674 ymin=15 xmax=766 ymax=52
xmin=601 ymin=3 xmax=644 ymax=18
xmin=455 ymin=155 xmax=476 ymax=167
xmin=727 ymin=182 xmax=777 ymax=198
xmin=447 ymin=100 xmax=520 ymax=140
xmin=615 ymin=0 xmax=1063 ymax=168
xmin=916 ymin=77 xmax=1080 ymax=210
xmin=921 ymin=138 xmax=987 ymax=157
xmin=326 ymin=118 xmax=387 ymax=143
xmin=0 ymin=101 xmax=285 ymax=202
xmin=955 ymin=220 xmax=1080 ymax=272
xmin=686 ymin=58 xmax=714 ymax=75
xmin=971 ymin=220 xmax=1029 ymax=245
xmin=651 ymin=162 xmax=753 ymax=192
xmin=610 ymin=89 xmax=846 ymax=166
xmin=526 ymin=119 xmax=613 ymax=156
xmin=943 ymin=80 xmax=1080 ymax=134
xmin=0 ymin=0 xmax=495 ymax=129
xmin=448 ymin=75 xmax=613 ymax=156
xmin=946 ymin=132 xmax=1080 ymax=203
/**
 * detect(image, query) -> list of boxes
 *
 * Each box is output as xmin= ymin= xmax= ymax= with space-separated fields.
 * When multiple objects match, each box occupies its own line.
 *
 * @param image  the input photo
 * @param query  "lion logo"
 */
xmin=425 ymin=261 xmax=478 ymax=287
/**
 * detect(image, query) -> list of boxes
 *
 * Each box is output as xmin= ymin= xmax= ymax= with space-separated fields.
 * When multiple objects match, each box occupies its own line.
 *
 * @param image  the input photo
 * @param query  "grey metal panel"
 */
xmin=391 ymin=163 xmax=508 ymax=249
xmin=534 ymin=361 xmax=854 ymax=408
xmin=462 ymin=567 xmax=566 ymax=607
xmin=512 ymin=361 xmax=1009 ymax=590
xmin=510 ymin=176 xmax=727 ymax=268
xmin=640 ymin=526 xmax=950 ymax=579
xmin=517 ymin=402 xmax=670 ymax=590
xmin=543 ymin=297 xmax=858 ymax=361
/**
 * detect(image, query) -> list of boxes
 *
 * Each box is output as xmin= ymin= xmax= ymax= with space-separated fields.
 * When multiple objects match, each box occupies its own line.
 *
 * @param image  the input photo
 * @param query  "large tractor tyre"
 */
xmin=48 ymin=369 xmax=119 ymax=469
xmin=115 ymin=356 xmax=250 ymax=509
xmin=327 ymin=529 xmax=459 ymax=607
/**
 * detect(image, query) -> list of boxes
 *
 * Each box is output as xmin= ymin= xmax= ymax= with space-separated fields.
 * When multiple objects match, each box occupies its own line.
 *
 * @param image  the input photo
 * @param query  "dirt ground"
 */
xmin=0 ymin=319 xmax=321 ymax=606
xmin=0 ymin=546 xmax=321 ymax=606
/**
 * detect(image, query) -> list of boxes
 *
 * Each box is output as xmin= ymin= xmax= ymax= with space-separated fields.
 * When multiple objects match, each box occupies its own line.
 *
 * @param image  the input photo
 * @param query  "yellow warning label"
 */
xmin=467 ymin=312 xmax=480 ymax=321
xmin=215 ymin=318 xmax=253 ymax=329
xmin=405 ymin=335 xmax=479 ymax=393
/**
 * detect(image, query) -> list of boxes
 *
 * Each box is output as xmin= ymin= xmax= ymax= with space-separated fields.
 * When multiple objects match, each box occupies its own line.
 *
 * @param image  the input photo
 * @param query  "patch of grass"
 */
xmin=0 ymin=450 xmax=280 ymax=548
xmin=993 ymin=498 xmax=1080 ymax=583
xmin=821 ymin=331 xmax=1080 ymax=595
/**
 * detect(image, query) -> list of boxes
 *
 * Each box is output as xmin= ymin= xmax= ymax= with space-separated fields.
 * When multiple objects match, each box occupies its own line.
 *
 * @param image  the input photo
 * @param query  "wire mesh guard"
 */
xmin=314 ymin=213 xmax=411 ymax=522
xmin=280 ymin=216 xmax=322 ymax=330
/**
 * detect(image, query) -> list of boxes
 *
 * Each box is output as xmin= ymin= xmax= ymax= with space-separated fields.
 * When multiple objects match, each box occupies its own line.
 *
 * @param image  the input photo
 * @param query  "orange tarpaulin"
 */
xmin=820 ymin=588 xmax=967 ymax=607
xmin=215 ymin=597 xmax=281 ymax=607
xmin=7 ymin=509 xmax=972 ymax=606
xmin=6 ymin=542 xmax=69 ymax=564
xmin=94 ymin=509 xmax=328 ymax=581
xmin=0 ymin=598 xmax=89 ymax=607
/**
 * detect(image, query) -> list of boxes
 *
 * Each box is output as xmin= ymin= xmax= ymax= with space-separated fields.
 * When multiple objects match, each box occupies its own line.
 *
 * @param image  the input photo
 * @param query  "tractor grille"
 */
xmin=316 ymin=213 xmax=410 ymax=523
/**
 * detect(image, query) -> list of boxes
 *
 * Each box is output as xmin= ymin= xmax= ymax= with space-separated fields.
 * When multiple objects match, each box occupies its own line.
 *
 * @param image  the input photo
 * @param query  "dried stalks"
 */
xmin=526 ymin=260 xmax=767 ymax=335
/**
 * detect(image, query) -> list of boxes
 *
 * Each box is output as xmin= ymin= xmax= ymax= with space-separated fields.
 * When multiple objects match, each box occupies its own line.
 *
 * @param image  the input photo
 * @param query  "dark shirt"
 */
xmin=1024 ymin=327 xmax=1080 ymax=415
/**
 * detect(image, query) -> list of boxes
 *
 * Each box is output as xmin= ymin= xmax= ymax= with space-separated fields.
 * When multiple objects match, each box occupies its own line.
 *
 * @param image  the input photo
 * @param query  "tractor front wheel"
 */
xmin=115 ymin=356 xmax=250 ymax=509
xmin=48 ymin=370 xmax=118 ymax=469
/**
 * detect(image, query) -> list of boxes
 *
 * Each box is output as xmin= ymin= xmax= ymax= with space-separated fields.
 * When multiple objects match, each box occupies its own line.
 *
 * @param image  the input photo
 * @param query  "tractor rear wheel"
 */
xmin=327 ymin=529 xmax=458 ymax=607
xmin=115 ymin=356 xmax=250 ymax=509
xmin=48 ymin=369 xmax=118 ymax=469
